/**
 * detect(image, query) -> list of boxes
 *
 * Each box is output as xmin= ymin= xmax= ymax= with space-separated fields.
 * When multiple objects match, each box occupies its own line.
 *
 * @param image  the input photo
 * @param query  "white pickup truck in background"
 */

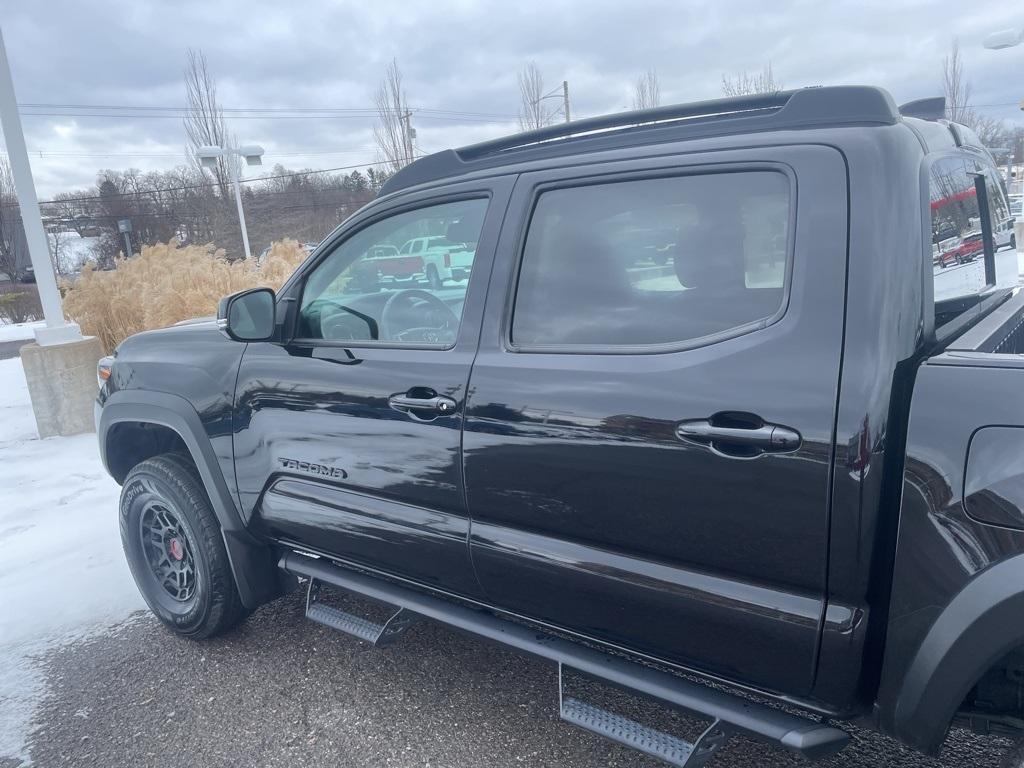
xmin=398 ymin=235 xmax=474 ymax=288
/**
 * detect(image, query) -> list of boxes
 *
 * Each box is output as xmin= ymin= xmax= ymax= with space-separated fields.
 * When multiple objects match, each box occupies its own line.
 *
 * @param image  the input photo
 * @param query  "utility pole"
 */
xmin=401 ymin=110 xmax=415 ymax=165
xmin=0 ymin=27 xmax=81 ymax=346
xmin=530 ymin=81 xmax=571 ymax=128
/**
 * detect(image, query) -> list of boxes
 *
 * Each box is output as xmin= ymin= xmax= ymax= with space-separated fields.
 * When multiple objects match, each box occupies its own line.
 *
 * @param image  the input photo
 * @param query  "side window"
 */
xmin=930 ymin=155 xmax=996 ymax=317
xmin=511 ymin=171 xmax=791 ymax=349
xmin=298 ymin=198 xmax=488 ymax=345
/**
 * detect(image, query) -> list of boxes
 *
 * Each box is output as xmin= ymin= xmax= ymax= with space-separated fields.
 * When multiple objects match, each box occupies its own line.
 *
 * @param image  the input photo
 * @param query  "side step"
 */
xmin=281 ymin=552 xmax=850 ymax=764
xmin=305 ymin=577 xmax=417 ymax=646
xmin=560 ymin=665 xmax=730 ymax=767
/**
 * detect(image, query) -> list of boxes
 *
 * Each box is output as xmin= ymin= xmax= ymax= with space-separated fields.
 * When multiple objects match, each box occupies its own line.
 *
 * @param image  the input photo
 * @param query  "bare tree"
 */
xmin=518 ymin=61 xmax=555 ymax=131
xmin=0 ymin=157 xmax=23 ymax=280
xmin=374 ymin=59 xmax=415 ymax=173
xmin=721 ymin=63 xmax=782 ymax=97
xmin=183 ymin=48 xmax=236 ymax=200
xmin=967 ymin=112 xmax=1007 ymax=149
xmin=49 ymin=229 xmax=68 ymax=275
xmin=632 ymin=69 xmax=661 ymax=111
xmin=941 ymin=40 xmax=1007 ymax=148
xmin=942 ymin=40 xmax=972 ymax=124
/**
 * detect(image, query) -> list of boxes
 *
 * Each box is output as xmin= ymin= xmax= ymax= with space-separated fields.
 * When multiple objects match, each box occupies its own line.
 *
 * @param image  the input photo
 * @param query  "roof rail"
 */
xmin=899 ymin=96 xmax=946 ymax=121
xmin=381 ymin=85 xmax=901 ymax=195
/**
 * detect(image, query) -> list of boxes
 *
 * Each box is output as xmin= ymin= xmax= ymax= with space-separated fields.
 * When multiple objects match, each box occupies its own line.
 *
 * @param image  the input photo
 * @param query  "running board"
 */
xmin=280 ymin=552 xmax=850 ymax=764
xmin=305 ymin=577 xmax=417 ymax=646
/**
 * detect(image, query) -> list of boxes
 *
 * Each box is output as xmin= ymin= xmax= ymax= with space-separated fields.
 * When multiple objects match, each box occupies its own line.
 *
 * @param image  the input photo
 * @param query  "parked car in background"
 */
xmin=95 ymin=87 xmax=1024 ymax=767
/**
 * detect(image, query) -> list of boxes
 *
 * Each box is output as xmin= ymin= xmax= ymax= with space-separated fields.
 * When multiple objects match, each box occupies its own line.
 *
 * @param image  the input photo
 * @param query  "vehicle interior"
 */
xmin=512 ymin=170 xmax=789 ymax=348
xmin=295 ymin=201 xmax=484 ymax=344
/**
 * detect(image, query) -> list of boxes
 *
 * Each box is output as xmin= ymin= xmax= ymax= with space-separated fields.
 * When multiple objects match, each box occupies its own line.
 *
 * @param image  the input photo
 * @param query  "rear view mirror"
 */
xmin=217 ymin=287 xmax=276 ymax=342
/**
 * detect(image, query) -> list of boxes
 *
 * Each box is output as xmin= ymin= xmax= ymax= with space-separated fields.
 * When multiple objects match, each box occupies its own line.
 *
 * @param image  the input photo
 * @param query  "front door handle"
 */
xmin=388 ymin=392 xmax=458 ymax=416
xmin=676 ymin=416 xmax=801 ymax=457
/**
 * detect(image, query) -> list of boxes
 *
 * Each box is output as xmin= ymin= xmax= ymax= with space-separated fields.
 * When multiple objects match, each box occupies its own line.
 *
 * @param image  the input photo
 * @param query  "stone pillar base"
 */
xmin=20 ymin=336 xmax=103 ymax=438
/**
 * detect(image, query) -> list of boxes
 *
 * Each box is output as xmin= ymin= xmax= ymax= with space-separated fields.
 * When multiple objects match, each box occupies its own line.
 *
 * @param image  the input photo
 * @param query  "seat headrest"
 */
xmin=672 ymin=216 xmax=746 ymax=293
xmin=445 ymin=217 xmax=482 ymax=245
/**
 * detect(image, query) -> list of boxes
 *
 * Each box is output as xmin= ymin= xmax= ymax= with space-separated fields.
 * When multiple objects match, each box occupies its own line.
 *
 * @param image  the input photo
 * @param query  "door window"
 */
xmin=510 ymin=171 xmax=791 ymax=350
xmin=298 ymin=198 xmax=488 ymax=345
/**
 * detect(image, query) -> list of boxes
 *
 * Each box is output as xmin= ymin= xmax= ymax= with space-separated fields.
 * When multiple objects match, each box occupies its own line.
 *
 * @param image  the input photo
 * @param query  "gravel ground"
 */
xmin=11 ymin=588 xmax=1013 ymax=768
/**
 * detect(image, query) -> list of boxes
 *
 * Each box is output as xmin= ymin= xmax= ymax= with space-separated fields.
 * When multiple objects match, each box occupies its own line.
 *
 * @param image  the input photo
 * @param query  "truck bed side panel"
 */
xmin=878 ymin=357 xmax=1024 ymax=753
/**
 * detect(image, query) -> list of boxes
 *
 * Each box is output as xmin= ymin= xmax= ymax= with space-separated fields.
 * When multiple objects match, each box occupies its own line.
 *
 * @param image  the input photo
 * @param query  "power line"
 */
xmin=14 ymin=102 xmax=519 ymax=123
xmin=17 ymin=102 xmax=518 ymax=118
xmin=12 ymin=148 xmax=385 ymax=159
xmin=0 ymin=157 xmax=417 ymax=208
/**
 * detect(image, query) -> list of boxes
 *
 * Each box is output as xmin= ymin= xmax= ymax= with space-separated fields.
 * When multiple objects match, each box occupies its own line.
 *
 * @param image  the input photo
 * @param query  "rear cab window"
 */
xmin=929 ymin=152 xmax=1016 ymax=330
xmin=510 ymin=171 xmax=791 ymax=351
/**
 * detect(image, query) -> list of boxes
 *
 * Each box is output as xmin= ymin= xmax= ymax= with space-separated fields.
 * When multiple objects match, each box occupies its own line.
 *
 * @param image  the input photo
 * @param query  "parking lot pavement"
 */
xmin=15 ymin=588 xmax=1013 ymax=768
xmin=0 ymin=340 xmax=27 ymax=360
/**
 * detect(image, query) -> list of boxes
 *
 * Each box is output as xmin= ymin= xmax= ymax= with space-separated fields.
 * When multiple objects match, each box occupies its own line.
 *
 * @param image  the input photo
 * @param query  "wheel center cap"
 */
xmin=168 ymin=537 xmax=184 ymax=561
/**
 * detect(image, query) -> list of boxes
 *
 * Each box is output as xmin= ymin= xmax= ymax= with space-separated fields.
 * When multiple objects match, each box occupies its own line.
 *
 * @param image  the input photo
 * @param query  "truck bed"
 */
xmin=946 ymin=288 xmax=1024 ymax=357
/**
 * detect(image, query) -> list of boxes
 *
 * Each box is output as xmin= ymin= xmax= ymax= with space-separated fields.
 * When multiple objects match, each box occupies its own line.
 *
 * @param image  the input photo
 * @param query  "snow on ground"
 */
xmin=0 ymin=358 xmax=143 ymax=764
xmin=0 ymin=321 xmax=44 ymax=344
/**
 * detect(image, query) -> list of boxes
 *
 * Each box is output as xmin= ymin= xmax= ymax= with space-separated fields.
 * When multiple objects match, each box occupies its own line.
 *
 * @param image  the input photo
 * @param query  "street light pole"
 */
xmin=0 ymin=27 xmax=81 ymax=345
xmin=982 ymin=26 xmax=1024 ymax=196
xmin=196 ymin=144 xmax=263 ymax=260
xmin=227 ymin=156 xmax=252 ymax=260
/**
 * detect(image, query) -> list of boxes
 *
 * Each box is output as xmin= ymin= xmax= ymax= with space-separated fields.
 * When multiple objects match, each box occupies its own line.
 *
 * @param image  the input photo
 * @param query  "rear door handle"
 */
xmin=388 ymin=392 xmax=458 ymax=416
xmin=676 ymin=417 xmax=801 ymax=456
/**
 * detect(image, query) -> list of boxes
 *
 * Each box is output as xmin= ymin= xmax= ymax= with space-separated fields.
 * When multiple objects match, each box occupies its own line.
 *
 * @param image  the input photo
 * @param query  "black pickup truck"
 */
xmin=96 ymin=86 xmax=1024 ymax=766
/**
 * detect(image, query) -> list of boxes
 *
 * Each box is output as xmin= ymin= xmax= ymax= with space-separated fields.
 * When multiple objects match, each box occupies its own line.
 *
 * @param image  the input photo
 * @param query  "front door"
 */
xmin=234 ymin=179 xmax=512 ymax=597
xmin=463 ymin=147 xmax=847 ymax=695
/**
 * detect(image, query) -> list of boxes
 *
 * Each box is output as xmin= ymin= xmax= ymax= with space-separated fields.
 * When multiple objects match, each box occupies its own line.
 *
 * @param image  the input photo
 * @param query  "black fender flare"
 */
xmin=892 ymin=554 xmax=1024 ymax=754
xmin=98 ymin=390 xmax=284 ymax=609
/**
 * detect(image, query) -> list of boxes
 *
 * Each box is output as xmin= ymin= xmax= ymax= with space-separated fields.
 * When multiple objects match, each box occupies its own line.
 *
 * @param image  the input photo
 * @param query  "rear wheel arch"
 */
xmin=891 ymin=555 xmax=1024 ymax=754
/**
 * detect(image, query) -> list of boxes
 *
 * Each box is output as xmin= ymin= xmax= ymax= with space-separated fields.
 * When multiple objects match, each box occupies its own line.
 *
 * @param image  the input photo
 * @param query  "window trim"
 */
xmin=502 ymin=162 xmax=798 ymax=355
xmin=285 ymin=192 xmax=493 ymax=351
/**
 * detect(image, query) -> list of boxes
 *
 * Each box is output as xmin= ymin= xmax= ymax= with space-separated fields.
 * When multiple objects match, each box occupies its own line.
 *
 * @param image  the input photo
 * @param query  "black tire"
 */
xmin=426 ymin=264 xmax=444 ymax=290
xmin=120 ymin=453 xmax=247 ymax=638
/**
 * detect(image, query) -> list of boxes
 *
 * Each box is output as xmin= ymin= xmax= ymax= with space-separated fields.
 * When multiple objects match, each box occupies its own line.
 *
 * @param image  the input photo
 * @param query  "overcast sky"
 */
xmin=2 ymin=0 xmax=1023 ymax=197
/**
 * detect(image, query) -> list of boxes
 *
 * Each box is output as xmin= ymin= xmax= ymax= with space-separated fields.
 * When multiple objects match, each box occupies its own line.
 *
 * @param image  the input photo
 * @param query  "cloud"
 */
xmin=1 ymin=0 xmax=1021 ymax=197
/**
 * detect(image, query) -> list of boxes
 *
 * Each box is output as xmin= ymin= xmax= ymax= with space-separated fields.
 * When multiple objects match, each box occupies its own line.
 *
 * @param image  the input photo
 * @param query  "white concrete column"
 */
xmin=0 ymin=26 xmax=82 ymax=346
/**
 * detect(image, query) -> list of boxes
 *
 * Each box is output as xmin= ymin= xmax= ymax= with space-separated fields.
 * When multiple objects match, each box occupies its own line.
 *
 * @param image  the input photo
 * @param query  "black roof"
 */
xmin=380 ymin=85 xmax=902 ymax=196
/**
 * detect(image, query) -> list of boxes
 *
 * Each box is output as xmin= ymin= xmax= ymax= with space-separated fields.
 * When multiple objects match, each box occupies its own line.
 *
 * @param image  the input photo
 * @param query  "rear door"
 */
xmin=463 ymin=147 xmax=848 ymax=694
xmin=234 ymin=178 xmax=512 ymax=597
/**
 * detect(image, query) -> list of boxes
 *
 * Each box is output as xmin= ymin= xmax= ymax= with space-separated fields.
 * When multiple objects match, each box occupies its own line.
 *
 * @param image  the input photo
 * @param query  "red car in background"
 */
xmin=935 ymin=230 xmax=983 ymax=268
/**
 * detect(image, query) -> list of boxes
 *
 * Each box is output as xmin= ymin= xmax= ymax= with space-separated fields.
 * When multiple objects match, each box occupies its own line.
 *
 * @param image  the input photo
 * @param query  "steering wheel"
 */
xmin=380 ymin=289 xmax=460 ymax=344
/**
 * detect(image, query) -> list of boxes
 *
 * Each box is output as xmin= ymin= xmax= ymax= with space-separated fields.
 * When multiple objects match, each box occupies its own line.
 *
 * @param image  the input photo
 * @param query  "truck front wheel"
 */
xmin=119 ymin=453 xmax=248 ymax=638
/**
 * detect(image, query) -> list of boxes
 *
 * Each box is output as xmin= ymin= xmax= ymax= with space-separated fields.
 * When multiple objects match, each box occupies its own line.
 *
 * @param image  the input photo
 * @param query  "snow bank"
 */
xmin=0 ymin=321 xmax=44 ymax=344
xmin=0 ymin=358 xmax=144 ymax=763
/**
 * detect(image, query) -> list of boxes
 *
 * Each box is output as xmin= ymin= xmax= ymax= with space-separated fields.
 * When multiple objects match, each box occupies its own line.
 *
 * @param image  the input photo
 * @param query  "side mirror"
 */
xmin=217 ymin=287 xmax=276 ymax=342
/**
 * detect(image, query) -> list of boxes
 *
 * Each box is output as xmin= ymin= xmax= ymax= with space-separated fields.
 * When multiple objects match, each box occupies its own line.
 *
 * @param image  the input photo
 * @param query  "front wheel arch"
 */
xmin=98 ymin=391 xmax=290 ymax=610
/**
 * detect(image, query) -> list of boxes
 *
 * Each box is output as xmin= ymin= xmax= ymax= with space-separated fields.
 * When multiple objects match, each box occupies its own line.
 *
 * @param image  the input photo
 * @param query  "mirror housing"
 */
xmin=217 ymin=287 xmax=276 ymax=342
